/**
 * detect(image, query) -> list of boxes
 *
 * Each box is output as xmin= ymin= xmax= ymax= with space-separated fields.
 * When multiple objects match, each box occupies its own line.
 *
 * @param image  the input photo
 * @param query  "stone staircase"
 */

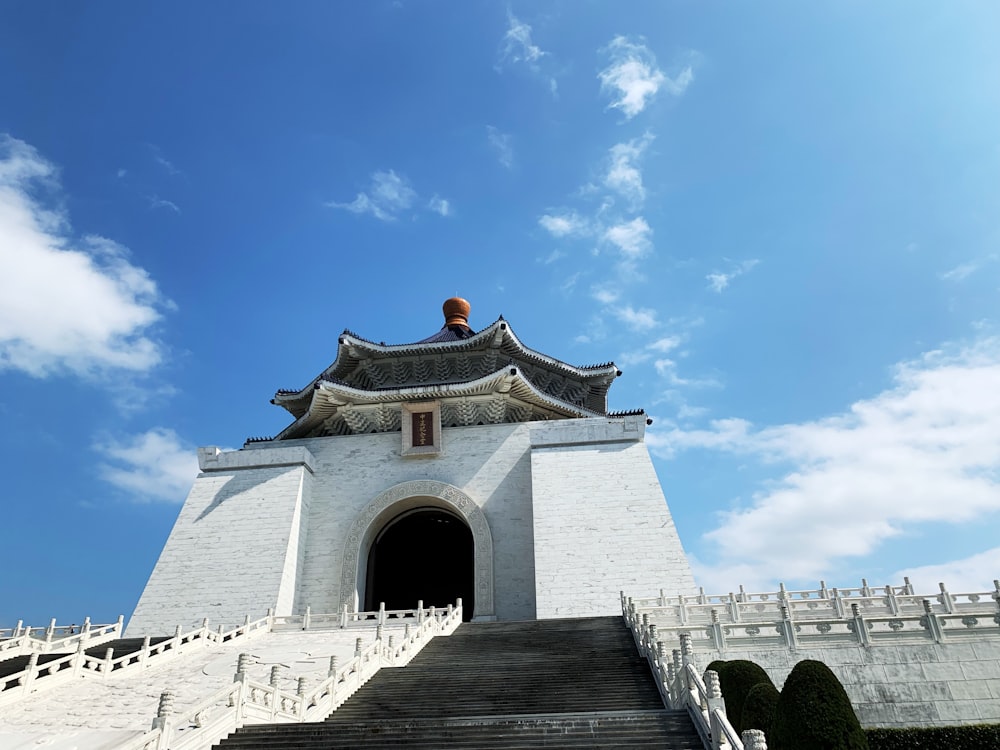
xmin=0 ymin=637 xmax=171 ymax=690
xmin=214 ymin=616 xmax=702 ymax=748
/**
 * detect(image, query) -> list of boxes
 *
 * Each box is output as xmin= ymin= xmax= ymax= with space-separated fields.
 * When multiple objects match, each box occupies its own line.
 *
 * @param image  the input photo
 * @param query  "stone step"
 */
xmin=213 ymin=617 xmax=701 ymax=749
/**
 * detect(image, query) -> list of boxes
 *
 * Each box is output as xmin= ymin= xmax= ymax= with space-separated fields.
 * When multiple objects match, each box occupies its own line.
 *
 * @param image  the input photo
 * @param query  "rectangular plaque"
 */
xmin=401 ymin=401 xmax=442 ymax=457
xmin=411 ymin=411 xmax=434 ymax=447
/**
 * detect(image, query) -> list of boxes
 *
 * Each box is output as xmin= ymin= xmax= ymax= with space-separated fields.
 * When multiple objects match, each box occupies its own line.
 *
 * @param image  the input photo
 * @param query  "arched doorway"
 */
xmin=364 ymin=508 xmax=475 ymax=621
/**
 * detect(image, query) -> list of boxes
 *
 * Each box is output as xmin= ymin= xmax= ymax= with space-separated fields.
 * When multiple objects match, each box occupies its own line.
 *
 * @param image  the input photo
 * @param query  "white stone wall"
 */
xmin=530 ymin=419 xmax=696 ymax=618
xmin=127 ymin=452 xmax=312 ymax=636
xmin=129 ymin=417 xmax=696 ymax=632
xmin=691 ymin=641 xmax=1000 ymax=728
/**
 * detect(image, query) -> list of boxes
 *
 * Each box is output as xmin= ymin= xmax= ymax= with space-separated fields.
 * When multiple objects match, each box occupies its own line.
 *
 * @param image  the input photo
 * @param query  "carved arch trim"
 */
xmin=338 ymin=480 xmax=495 ymax=619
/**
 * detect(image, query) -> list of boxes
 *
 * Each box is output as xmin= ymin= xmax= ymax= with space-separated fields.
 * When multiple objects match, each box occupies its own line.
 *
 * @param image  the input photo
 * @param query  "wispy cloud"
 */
xmin=591 ymin=287 xmax=620 ymax=305
xmin=148 ymin=195 xmax=180 ymax=213
xmin=706 ymin=259 xmax=760 ymax=292
xmin=614 ymin=305 xmax=658 ymax=331
xmin=604 ymin=217 xmax=652 ymax=259
xmin=654 ymin=338 xmax=1000 ymax=591
xmin=499 ymin=11 xmax=546 ymax=67
xmin=327 ymin=170 xmax=418 ymax=221
xmin=895 ymin=547 xmax=1000 ymax=594
xmin=941 ymin=262 xmax=978 ymax=281
xmin=428 ymin=194 xmax=452 ymax=217
xmin=539 ymin=211 xmax=591 ymax=238
xmin=0 ymin=134 xmax=169 ymax=377
xmin=149 ymin=145 xmax=180 ymax=176
xmin=599 ymin=37 xmax=692 ymax=119
xmin=538 ymin=249 xmax=566 ymax=265
xmin=487 ymin=126 xmax=513 ymax=168
xmin=496 ymin=12 xmax=557 ymax=93
xmin=605 ymin=134 xmax=653 ymax=208
xmin=94 ymin=427 xmax=198 ymax=503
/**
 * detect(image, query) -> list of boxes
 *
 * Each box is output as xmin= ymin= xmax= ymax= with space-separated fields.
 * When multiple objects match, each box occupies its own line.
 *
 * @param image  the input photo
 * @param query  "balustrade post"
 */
xmin=376 ymin=624 xmax=384 ymax=643
xmin=404 ymin=623 xmax=411 ymax=640
xmin=819 ymin=579 xmax=829 ymax=599
xmin=269 ymin=666 xmax=281 ymax=720
xmin=22 ymin=652 xmax=39 ymax=696
xmin=705 ymin=669 xmax=725 ymax=750
xmin=861 ymin=578 xmax=872 ymax=598
xmin=14 ymin=620 xmax=23 ymax=638
xmin=266 ymin=607 xmax=275 ymax=631
xmin=174 ymin=624 xmax=182 ymax=639
xmin=698 ymin=587 xmax=707 ymax=605
xmin=297 ymin=676 xmax=307 ymax=696
xmin=45 ymin=618 xmax=56 ymax=643
xmin=270 ymin=665 xmax=282 ymax=686
xmin=677 ymin=595 xmax=688 ymax=625
xmin=81 ymin=617 xmax=91 ymax=640
xmin=781 ymin=605 xmax=798 ymax=650
xmin=72 ymin=641 xmax=86 ymax=677
xmin=102 ymin=647 xmax=114 ymax=679
xmin=378 ymin=602 xmax=386 ymax=625
xmin=885 ymin=585 xmax=900 ymax=616
xmin=234 ymin=653 xmax=251 ymax=683
xmin=938 ymin=582 xmax=955 ymax=613
xmin=903 ymin=576 xmax=913 ymax=595
xmin=355 ymin=637 xmax=363 ymax=657
xmin=851 ymin=604 xmax=871 ymax=647
xmin=417 ymin=601 xmax=425 ymax=625
xmin=140 ymin=635 xmax=151 ymax=667
xmin=328 ymin=655 xmax=338 ymax=678
xmin=922 ymin=599 xmax=945 ymax=643
xmin=778 ymin=582 xmax=788 ymax=603
xmin=151 ymin=690 xmax=173 ymax=746
xmin=728 ymin=593 xmax=740 ymax=622
xmin=201 ymin=617 xmax=210 ymax=635
xmin=659 ymin=588 xmax=667 ymax=607
xmin=709 ymin=609 xmax=727 ymax=652
xmin=429 ymin=606 xmax=437 ymax=623
xmin=832 ymin=588 xmax=846 ymax=618
xmin=341 ymin=603 xmax=349 ymax=629
xmin=648 ymin=624 xmax=657 ymax=655
xmin=742 ymin=728 xmax=768 ymax=749
xmin=738 ymin=585 xmax=747 ymax=603
xmin=671 ymin=648 xmax=683 ymax=704
xmin=456 ymin=597 xmax=463 ymax=617
xmin=679 ymin=633 xmax=694 ymax=693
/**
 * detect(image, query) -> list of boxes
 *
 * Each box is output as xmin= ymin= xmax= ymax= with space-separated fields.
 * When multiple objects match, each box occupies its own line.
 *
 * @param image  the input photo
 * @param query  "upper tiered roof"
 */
xmin=265 ymin=298 xmax=627 ymax=441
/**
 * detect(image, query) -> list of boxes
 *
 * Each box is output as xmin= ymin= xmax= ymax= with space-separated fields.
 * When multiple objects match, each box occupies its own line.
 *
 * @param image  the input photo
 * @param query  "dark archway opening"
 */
xmin=365 ymin=508 xmax=475 ymax=622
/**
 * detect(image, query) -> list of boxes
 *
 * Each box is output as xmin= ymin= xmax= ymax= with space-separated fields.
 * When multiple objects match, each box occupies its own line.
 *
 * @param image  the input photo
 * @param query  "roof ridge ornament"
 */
xmin=443 ymin=296 xmax=471 ymax=329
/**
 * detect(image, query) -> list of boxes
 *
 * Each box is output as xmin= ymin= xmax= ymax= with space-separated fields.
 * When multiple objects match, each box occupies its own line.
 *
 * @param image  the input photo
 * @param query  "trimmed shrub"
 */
xmin=705 ymin=659 xmax=728 ymax=678
xmin=717 ymin=660 xmax=774 ymax=735
xmin=770 ymin=660 xmax=869 ymax=750
xmin=742 ymin=681 xmax=780 ymax=739
xmin=867 ymin=724 xmax=1000 ymax=750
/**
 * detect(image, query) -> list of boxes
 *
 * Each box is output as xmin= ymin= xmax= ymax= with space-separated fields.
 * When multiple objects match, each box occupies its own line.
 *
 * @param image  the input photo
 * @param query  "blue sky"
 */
xmin=2 ymin=2 xmax=999 ymax=628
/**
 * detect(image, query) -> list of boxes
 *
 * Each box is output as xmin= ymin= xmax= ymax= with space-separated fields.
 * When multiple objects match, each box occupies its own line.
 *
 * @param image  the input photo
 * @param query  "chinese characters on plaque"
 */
xmin=401 ymin=401 xmax=442 ymax=456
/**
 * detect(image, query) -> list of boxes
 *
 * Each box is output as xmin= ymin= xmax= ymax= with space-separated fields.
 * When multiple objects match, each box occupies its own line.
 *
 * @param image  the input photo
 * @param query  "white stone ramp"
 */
xmin=0 ymin=622 xmax=411 ymax=750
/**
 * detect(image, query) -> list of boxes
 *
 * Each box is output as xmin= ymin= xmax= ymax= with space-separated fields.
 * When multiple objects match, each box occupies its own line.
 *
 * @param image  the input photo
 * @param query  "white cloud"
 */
xmin=539 ymin=211 xmax=590 ymax=238
xmin=95 ymin=427 xmax=199 ymax=503
xmin=148 ymin=195 xmax=180 ymax=213
xmin=149 ymin=146 xmax=180 ymax=176
xmin=487 ymin=126 xmax=513 ymax=168
xmin=941 ymin=262 xmax=978 ymax=281
xmin=538 ymin=249 xmax=565 ymax=265
xmin=327 ymin=170 xmax=417 ymax=221
xmin=706 ymin=259 xmax=760 ymax=292
xmin=599 ymin=37 xmax=692 ymax=119
xmin=895 ymin=548 xmax=1000 ymax=594
xmin=591 ymin=287 xmax=620 ymax=305
xmin=605 ymin=134 xmax=653 ymax=207
xmin=620 ymin=335 xmax=682 ymax=366
xmin=428 ymin=194 xmax=451 ymax=217
xmin=0 ymin=135 xmax=168 ymax=377
xmin=604 ymin=217 xmax=652 ymax=258
xmin=614 ymin=305 xmax=658 ymax=331
xmin=658 ymin=338 xmax=1000 ymax=590
xmin=499 ymin=11 xmax=546 ymax=67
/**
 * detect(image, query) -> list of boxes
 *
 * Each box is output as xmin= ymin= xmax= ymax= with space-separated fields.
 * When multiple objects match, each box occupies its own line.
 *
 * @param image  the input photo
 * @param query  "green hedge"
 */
xmin=742 ymin=681 xmax=780 ymax=738
xmin=770 ymin=659 xmax=869 ymax=750
xmin=867 ymin=724 xmax=1000 ymax=749
xmin=717 ymin=660 xmax=774 ymax=735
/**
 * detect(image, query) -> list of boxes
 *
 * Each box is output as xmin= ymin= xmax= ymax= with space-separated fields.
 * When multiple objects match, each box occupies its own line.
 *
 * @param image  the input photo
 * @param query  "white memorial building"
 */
xmin=129 ymin=296 xmax=696 ymax=633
